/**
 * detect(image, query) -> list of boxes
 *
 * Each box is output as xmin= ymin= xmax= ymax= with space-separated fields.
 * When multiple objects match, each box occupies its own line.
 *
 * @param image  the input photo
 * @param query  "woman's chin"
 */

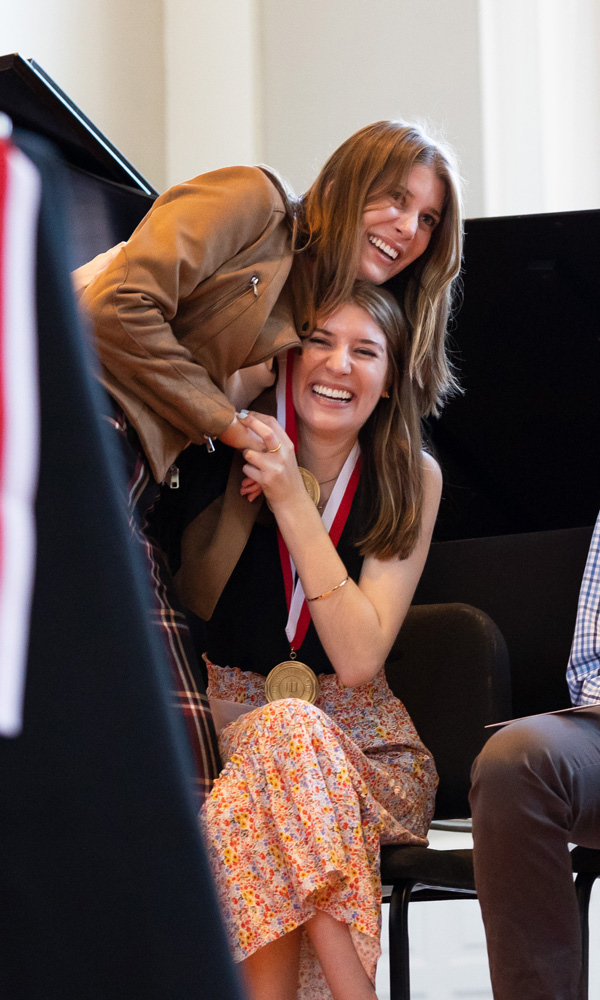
xmin=357 ymin=253 xmax=401 ymax=285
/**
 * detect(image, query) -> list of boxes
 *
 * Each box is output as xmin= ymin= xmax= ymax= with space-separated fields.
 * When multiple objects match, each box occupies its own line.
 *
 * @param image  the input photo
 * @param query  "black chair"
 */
xmin=381 ymin=602 xmax=510 ymax=1000
xmin=571 ymin=847 xmax=600 ymax=1000
xmin=382 ymin=601 xmax=600 ymax=1000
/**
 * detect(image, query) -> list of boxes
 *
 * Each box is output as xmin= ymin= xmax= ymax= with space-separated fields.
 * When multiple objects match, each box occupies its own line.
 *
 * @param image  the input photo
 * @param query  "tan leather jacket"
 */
xmin=175 ymin=388 xmax=278 ymax=621
xmin=81 ymin=165 xmax=302 ymax=483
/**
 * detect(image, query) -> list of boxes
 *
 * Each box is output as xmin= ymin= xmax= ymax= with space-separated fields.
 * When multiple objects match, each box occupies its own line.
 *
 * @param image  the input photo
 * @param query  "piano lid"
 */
xmin=0 ymin=52 xmax=158 ymax=267
xmin=0 ymin=52 xmax=158 ymax=196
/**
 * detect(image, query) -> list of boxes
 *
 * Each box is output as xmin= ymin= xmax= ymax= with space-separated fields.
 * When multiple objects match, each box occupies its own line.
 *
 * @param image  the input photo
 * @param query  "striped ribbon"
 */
xmin=0 ymin=136 xmax=41 ymax=736
xmin=275 ymin=349 xmax=361 ymax=650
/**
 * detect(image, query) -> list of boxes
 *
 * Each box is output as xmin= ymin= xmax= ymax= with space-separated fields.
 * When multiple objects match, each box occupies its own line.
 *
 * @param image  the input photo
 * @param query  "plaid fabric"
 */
xmin=107 ymin=408 xmax=221 ymax=804
xmin=567 ymin=510 xmax=600 ymax=706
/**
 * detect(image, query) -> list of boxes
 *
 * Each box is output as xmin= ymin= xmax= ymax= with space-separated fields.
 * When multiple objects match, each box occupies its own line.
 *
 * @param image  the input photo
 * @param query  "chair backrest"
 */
xmin=414 ymin=526 xmax=593 ymax=718
xmin=385 ymin=603 xmax=511 ymax=820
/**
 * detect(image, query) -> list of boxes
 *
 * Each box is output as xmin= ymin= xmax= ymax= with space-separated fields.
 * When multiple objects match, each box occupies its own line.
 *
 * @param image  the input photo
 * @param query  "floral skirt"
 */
xmin=201 ymin=663 xmax=438 ymax=999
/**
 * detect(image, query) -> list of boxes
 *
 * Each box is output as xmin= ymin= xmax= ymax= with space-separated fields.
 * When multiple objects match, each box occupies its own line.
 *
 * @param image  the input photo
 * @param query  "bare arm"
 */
xmin=242 ymin=413 xmax=442 ymax=687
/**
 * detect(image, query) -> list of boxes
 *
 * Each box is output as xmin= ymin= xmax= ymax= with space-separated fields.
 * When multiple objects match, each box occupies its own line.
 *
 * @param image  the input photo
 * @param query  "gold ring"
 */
xmin=267 ymin=443 xmax=282 ymax=454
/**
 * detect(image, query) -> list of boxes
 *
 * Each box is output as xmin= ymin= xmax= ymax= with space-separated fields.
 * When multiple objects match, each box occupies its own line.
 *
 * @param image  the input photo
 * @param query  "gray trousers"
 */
xmin=469 ymin=709 xmax=600 ymax=1000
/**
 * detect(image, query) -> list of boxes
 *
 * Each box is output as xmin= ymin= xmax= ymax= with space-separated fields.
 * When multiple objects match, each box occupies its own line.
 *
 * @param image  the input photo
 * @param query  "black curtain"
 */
xmin=0 ymin=130 xmax=244 ymax=1000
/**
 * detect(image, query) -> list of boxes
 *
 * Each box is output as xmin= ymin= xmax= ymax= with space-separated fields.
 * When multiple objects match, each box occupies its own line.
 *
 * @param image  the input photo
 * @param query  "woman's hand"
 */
xmin=240 ymin=475 xmax=263 ymax=503
xmin=239 ymin=412 xmax=308 ymax=509
xmin=218 ymin=413 xmax=265 ymax=453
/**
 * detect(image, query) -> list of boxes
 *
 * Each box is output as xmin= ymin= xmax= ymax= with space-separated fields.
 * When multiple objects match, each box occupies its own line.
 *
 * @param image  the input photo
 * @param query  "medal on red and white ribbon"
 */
xmin=265 ymin=350 xmax=361 ymax=703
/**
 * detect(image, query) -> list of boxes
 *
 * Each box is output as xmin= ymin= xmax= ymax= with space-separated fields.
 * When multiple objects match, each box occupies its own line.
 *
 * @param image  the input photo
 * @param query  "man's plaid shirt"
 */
xmin=567 ymin=510 xmax=600 ymax=706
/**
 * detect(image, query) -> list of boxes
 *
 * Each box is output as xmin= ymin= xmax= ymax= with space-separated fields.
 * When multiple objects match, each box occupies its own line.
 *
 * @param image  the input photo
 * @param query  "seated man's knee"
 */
xmin=470 ymin=718 xmax=565 ymax=818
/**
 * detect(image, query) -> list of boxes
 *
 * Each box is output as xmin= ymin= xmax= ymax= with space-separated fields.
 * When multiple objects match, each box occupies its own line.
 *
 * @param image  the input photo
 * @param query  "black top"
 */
xmin=161 ymin=442 xmax=369 ymax=676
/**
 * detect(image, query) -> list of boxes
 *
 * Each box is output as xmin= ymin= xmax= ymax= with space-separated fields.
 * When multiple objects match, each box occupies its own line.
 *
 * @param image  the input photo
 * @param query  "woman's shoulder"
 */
xmin=158 ymin=164 xmax=296 ymax=219
xmin=256 ymin=165 xmax=298 ymax=215
xmin=420 ymin=448 xmax=442 ymax=483
xmin=419 ymin=450 xmax=443 ymax=535
xmin=420 ymin=449 xmax=443 ymax=509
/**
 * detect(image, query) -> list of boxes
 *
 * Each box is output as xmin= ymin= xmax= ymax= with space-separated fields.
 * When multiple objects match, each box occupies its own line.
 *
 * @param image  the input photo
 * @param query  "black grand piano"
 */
xmin=0 ymin=52 xmax=158 ymax=267
xmin=2 ymin=52 xmax=599 ymax=721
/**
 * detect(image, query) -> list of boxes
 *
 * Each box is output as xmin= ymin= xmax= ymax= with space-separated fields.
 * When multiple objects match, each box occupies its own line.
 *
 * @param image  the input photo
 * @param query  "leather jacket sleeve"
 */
xmin=81 ymin=165 xmax=291 ymax=442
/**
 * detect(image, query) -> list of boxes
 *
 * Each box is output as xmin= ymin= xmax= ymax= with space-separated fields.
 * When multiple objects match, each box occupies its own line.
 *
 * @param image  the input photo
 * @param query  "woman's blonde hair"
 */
xmin=295 ymin=120 xmax=463 ymax=418
xmin=329 ymin=282 xmax=426 ymax=561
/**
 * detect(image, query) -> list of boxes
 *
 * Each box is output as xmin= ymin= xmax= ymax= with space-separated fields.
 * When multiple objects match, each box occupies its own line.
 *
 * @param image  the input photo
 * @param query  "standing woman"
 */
xmin=79 ymin=120 xmax=462 ymax=801
xmin=178 ymin=282 xmax=441 ymax=1000
xmin=292 ymin=119 xmax=462 ymax=420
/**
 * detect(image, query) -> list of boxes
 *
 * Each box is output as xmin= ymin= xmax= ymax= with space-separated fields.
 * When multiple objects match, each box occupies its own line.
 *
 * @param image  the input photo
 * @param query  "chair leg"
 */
xmin=388 ymin=880 xmax=415 ymax=1000
xmin=575 ymin=872 xmax=597 ymax=1000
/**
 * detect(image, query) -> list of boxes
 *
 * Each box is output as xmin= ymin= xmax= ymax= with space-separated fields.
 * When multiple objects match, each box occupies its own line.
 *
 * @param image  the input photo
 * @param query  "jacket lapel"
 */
xmin=175 ymin=386 xmax=278 ymax=620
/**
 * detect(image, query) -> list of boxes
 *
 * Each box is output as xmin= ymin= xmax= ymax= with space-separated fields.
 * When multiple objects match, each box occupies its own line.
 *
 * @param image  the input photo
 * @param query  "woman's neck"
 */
xmin=296 ymin=426 xmax=358 ymax=486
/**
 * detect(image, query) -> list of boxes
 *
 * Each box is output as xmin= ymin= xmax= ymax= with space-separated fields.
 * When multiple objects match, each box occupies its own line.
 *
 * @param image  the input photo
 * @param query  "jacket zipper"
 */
xmin=199 ymin=274 xmax=260 ymax=322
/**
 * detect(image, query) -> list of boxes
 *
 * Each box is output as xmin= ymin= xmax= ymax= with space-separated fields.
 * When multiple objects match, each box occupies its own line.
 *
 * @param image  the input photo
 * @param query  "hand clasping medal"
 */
xmin=266 ymin=350 xmax=361 ymax=709
xmin=267 ymin=467 xmax=320 ymax=512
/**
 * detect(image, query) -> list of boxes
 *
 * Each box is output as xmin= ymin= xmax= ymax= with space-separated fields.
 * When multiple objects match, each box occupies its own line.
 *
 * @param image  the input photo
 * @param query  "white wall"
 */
xmin=160 ymin=0 xmax=488 ymax=212
xmin=538 ymin=0 xmax=600 ymax=213
xmin=0 ymin=0 xmax=492 ymax=215
xmin=480 ymin=0 xmax=600 ymax=216
xmin=258 ymin=0 xmax=485 ymax=214
xmin=2 ymin=1 xmax=600 ymax=213
xmin=164 ymin=0 xmax=261 ymax=187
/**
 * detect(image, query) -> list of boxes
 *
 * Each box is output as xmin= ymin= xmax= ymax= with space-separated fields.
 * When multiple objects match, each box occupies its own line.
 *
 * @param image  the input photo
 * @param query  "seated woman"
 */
xmin=172 ymin=282 xmax=442 ymax=1000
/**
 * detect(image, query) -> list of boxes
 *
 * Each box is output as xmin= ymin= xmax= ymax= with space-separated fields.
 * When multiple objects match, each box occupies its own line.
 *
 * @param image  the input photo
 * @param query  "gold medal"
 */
xmin=265 ymin=659 xmax=319 ymax=704
xmin=298 ymin=467 xmax=320 ymax=508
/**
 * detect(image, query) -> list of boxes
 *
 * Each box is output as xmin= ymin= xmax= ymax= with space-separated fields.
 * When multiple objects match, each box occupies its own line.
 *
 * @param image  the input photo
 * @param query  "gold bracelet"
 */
xmin=306 ymin=575 xmax=349 ymax=603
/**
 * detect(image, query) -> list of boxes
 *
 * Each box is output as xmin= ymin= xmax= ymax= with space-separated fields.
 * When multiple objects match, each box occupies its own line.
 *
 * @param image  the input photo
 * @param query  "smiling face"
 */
xmin=357 ymin=163 xmax=446 ymax=284
xmin=292 ymin=302 xmax=390 ymax=443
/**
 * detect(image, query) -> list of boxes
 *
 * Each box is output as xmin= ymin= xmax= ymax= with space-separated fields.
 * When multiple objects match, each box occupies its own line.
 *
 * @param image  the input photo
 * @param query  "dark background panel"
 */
xmin=426 ymin=209 xmax=600 ymax=541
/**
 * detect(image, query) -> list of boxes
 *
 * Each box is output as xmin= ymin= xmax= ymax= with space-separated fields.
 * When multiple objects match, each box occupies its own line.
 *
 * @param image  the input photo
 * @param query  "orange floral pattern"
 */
xmin=201 ymin=664 xmax=437 ymax=998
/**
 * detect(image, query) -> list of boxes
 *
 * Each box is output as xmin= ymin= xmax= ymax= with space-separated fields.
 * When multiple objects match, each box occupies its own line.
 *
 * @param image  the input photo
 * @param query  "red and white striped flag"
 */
xmin=0 ymin=130 xmax=41 ymax=736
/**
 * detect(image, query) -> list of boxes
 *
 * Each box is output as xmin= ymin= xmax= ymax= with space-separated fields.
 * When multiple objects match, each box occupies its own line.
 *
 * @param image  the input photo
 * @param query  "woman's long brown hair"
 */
xmin=328 ymin=282 xmax=427 ymax=561
xmin=292 ymin=119 xmax=463 ymax=419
